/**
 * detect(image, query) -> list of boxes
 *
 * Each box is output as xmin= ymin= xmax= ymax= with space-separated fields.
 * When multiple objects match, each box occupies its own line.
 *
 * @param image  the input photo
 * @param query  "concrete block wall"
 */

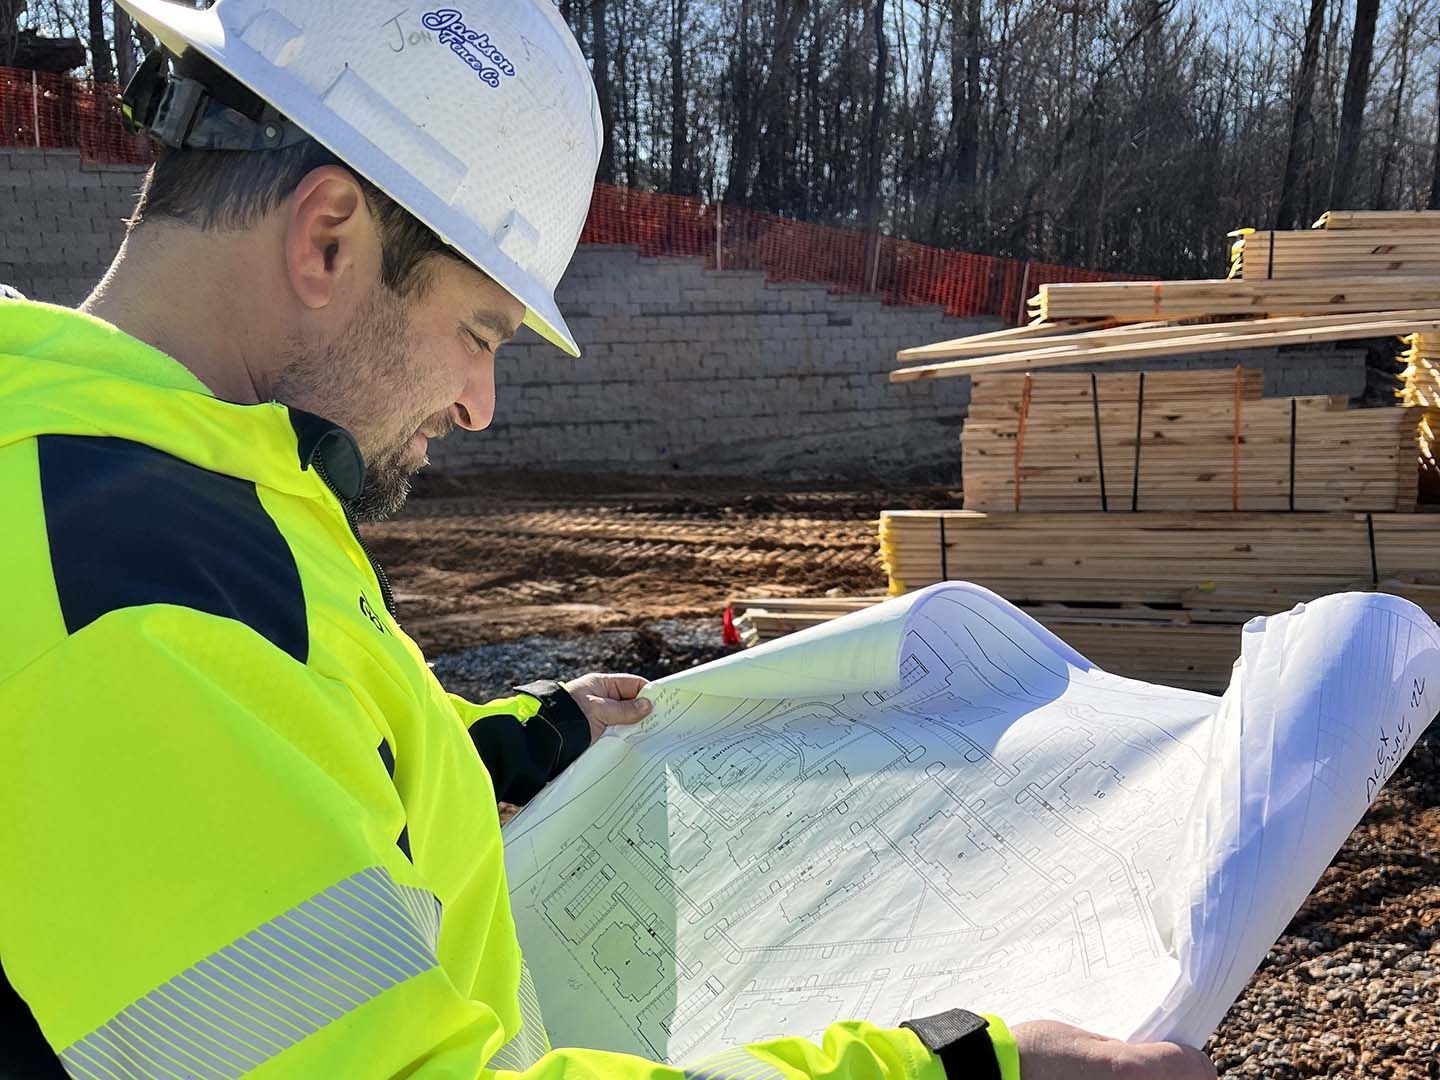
xmin=0 ymin=148 xmax=145 ymax=304
xmin=433 ymin=246 xmax=990 ymax=480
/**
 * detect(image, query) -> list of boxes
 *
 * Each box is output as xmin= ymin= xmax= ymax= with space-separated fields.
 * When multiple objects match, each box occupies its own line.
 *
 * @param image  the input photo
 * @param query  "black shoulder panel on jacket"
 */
xmin=0 ymin=955 xmax=68 ymax=1077
xmin=37 ymin=435 xmax=308 ymax=663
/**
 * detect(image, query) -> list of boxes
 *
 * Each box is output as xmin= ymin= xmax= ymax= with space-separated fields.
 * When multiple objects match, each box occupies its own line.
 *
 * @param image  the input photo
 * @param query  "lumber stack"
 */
xmin=730 ymin=594 xmax=1250 ymax=692
xmin=731 ymin=596 xmax=880 ymax=646
xmin=732 ymin=211 xmax=1440 ymax=693
xmin=892 ymin=210 xmax=1440 ymax=384
xmin=962 ymin=369 xmax=1418 ymax=512
xmin=1400 ymin=332 xmax=1440 ymax=491
xmin=875 ymin=511 xmax=1440 ymax=604
xmin=1230 ymin=228 xmax=1440 ymax=280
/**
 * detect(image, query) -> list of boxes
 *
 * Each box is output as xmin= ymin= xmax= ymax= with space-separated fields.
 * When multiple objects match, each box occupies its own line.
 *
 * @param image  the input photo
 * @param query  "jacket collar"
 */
xmin=0 ymin=300 xmax=365 ymax=502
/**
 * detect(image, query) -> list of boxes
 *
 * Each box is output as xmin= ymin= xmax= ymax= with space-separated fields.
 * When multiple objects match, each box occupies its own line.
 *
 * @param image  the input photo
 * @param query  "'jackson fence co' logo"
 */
xmin=421 ymin=9 xmax=518 ymax=89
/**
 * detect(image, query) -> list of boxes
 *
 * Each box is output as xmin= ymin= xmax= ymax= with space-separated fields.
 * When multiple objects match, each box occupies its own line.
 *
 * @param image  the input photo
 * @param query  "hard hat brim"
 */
xmin=116 ymin=0 xmax=584 ymax=358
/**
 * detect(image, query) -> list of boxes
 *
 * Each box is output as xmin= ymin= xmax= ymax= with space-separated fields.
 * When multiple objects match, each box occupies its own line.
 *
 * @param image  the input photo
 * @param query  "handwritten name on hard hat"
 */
xmin=422 ymin=9 xmax=519 ymax=88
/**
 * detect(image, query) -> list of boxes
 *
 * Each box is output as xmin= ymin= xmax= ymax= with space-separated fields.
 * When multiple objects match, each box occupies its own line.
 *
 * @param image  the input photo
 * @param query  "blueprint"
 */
xmin=502 ymin=583 xmax=1440 ymax=1060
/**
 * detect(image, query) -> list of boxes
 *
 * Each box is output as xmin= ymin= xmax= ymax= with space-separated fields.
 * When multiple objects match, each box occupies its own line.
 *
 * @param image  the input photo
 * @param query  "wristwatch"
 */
xmin=901 ymin=1009 xmax=1002 ymax=1080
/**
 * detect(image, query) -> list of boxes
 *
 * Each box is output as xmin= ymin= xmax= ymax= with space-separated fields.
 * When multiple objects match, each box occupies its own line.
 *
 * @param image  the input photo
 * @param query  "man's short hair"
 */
xmin=128 ymin=50 xmax=459 ymax=297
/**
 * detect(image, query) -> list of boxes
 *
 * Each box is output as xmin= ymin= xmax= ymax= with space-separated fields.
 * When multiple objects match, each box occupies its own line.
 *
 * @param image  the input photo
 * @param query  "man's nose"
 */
xmin=452 ymin=357 xmax=496 ymax=431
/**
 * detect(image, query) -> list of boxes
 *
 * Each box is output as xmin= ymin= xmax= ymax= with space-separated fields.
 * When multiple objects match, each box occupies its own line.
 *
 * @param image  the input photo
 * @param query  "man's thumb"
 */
xmin=595 ymin=695 xmax=654 ymax=727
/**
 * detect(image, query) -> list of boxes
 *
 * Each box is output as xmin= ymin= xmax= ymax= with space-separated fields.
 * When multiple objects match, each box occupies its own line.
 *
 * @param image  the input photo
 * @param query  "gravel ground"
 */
xmin=1206 ymin=724 xmax=1439 ymax=1079
xmin=430 ymin=617 xmax=734 ymax=703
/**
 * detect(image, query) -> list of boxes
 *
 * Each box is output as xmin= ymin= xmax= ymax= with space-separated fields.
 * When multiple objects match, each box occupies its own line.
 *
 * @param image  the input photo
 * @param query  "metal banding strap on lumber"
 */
xmin=1296 ymin=403 xmax=1307 ymax=515
xmin=1089 ymin=373 xmax=1108 ymax=510
xmin=1131 ymin=373 xmax=1144 ymax=513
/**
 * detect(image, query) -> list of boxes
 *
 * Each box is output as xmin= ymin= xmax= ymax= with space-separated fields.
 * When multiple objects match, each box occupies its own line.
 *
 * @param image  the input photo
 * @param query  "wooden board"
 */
xmin=877 ymin=510 xmax=1440 ymax=604
xmin=1031 ymin=277 xmax=1440 ymax=321
xmin=1315 ymin=210 xmax=1440 ymax=231
xmin=961 ymin=369 xmax=1418 ymax=513
xmin=892 ymin=311 xmax=1440 ymax=381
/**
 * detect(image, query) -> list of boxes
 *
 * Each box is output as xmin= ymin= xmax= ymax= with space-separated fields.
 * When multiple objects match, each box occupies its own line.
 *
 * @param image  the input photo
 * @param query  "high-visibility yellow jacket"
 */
xmin=0 ymin=300 xmax=1018 ymax=1080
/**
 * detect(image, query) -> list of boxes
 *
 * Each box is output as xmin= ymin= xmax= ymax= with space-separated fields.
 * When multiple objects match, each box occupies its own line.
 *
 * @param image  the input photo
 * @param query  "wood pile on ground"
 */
xmin=1399 ymin=331 xmax=1440 ymax=493
xmin=961 ymin=369 xmax=1416 ymax=512
xmin=733 ymin=210 xmax=1440 ymax=691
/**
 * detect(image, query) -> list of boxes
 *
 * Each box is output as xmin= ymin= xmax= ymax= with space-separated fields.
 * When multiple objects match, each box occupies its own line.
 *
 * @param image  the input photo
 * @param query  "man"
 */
xmin=0 ymin=1 xmax=1218 ymax=1078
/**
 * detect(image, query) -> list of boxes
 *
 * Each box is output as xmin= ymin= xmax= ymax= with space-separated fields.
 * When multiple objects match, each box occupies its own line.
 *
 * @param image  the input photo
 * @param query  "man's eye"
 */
xmin=466 ymin=329 xmax=494 ymax=353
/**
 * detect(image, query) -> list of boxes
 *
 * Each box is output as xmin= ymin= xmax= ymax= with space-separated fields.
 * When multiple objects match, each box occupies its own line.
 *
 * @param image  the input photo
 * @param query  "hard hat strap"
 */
xmin=122 ymin=50 xmax=310 ymax=153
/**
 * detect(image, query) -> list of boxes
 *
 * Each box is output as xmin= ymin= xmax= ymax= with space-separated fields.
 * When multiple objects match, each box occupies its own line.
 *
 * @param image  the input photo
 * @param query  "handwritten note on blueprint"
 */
xmin=502 ymin=583 xmax=1440 ymax=1059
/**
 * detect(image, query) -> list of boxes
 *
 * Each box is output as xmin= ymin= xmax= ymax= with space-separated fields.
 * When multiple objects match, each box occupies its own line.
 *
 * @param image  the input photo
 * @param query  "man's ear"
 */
xmin=283 ymin=166 xmax=381 ymax=310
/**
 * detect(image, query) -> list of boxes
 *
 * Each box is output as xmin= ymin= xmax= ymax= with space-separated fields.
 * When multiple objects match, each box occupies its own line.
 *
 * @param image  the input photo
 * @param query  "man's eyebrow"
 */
xmin=470 ymin=310 xmax=521 ymax=343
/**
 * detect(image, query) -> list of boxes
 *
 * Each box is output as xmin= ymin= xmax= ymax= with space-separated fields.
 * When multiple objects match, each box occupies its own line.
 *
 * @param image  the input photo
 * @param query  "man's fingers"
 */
xmin=1120 ymin=1041 xmax=1218 ymax=1080
xmin=600 ymin=673 xmax=649 ymax=700
xmin=590 ymin=695 xmax=653 ymax=727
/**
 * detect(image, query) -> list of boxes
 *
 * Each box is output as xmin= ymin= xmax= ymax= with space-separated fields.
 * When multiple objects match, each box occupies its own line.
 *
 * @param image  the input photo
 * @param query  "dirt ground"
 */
xmin=364 ymin=474 xmax=1439 ymax=1079
xmin=364 ymin=472 xmax=956 ymax=654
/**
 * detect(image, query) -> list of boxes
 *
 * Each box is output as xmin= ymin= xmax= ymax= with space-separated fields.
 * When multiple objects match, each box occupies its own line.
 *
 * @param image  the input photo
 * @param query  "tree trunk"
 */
xmin=87 ymin=0 xmax=114 ymax=84
xmin=1374 ymin=11 xmax=1412 ymax=210
xmin=862 ymin=0 xmax=888 ymax=232
xmin=591 ymin=0 xmax=616 ymax=184
xmin=759 ymin=0 xmax=809 ymax=206
xmin=1329 ymin=0 xmax=1380 ymax=210
xmin=724 ymin=0 xmax=753 ymax=200
xmin=1430 ymin=19 xmax=1440 ymax=210
xmin=1275 ymin=0 xmax=1326 ymax=228
xmin=667 ymin=0 xmax=688 ymax=193
xmin=952 ymin=0 xmax=981 ymax=189
xmin=113 ymin=3 xmax=137 ymax=85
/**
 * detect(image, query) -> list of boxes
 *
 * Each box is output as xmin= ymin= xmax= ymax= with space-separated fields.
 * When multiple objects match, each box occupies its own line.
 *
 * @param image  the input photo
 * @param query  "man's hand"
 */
xmin=1013 ymin=1021 xmax=1216 ymax=1080
xmin=562 ymin=673 xmax=652 ymax=745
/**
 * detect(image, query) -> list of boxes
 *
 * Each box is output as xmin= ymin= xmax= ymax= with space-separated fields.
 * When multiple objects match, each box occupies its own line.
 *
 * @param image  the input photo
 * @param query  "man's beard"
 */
xmin=351 ymin=440 xmax=419 ymax=522
xmin=272 ymin=287 xmax=431 ymax=523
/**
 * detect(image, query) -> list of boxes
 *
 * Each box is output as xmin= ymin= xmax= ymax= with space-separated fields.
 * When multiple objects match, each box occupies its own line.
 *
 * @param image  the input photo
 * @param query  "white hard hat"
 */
xmin=116 ymin=0 xmax=602 ymax=357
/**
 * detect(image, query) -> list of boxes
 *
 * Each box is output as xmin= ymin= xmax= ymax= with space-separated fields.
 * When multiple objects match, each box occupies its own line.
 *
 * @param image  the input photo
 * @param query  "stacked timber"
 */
xmin=730 ymin=594 xmax=1253 ymax=692
xmin=1400 ymin=332 xmax=1440 ymax=491
xmin=962 ymin=369 xmax=1418 ymax=512
xmin=730 ymin=596 xmax=880 ymax=647
xmin=732 ymin=211 xmax=1440 ymax=691
xmin=1230 ymin=228 xmax=1440 ymax=280
xmin=894 ymin=210 xmax=1440 ymax=385
xmin=875 ymin=511 xmax=1437 ymax=603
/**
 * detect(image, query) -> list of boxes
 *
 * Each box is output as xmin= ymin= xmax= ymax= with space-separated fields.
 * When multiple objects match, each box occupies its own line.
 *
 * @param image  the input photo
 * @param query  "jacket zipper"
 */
xmin=312 ymin=456 xmax=397 ymax=617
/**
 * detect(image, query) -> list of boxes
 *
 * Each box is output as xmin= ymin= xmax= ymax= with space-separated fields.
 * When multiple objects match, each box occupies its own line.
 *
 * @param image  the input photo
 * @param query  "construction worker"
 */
xmin=0 ymin=2 xmax=1218 ymax=1078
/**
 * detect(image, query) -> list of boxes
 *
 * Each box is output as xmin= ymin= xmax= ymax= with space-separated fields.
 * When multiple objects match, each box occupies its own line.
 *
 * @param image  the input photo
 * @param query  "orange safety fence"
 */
xmin=580 ymin=183 xmax=1135 ymax=321
xmin=1 ymin=65 xmax=152 ymax=164
xmin=2 ymin=64 xmax=1133 ymax=322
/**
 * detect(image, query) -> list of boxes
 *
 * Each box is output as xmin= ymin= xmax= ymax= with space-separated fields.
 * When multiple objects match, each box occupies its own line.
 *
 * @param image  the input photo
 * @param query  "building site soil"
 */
xmin=364 ymin=473 xmax=1439 ymax=1080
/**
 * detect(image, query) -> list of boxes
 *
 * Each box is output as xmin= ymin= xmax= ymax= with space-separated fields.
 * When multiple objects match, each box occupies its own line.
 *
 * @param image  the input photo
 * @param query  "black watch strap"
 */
xmin=901 ymin=1009 xmax=999 ymax=1080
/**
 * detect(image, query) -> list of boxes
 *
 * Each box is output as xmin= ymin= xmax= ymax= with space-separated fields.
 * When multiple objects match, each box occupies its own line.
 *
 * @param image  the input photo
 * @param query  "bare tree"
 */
xmin=1375 ymin=9 xmax=1414 ymax=209
xmin=84 ymin=0 xmax=111 ymax=82
xmin=591 ymin=0 xmax=615 ymax=183
xmin=112 ymin=0 xmax=135 ymax=84
xmin=1330 ymin=0 xmax=1380 ymax=209
xmin=1431 ymin=15 xmax=1440 ymax=210
xmin=1276 ymin=0 xmax=1328 ymax=228
xmin=668 ymin=0 xmax=689 ymax=193
xmin=862 ymin=0 xmax=887 ymax=234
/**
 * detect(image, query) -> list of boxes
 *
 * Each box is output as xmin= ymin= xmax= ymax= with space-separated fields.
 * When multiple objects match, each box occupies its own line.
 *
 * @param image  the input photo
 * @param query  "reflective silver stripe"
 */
xmin=487 ymin=959 xmax=551 ymax=1071
xmin=58 ymin=868 xmax=441 ymax=1080
xmin=683 ymin=1047 xmax=787 ymax=1080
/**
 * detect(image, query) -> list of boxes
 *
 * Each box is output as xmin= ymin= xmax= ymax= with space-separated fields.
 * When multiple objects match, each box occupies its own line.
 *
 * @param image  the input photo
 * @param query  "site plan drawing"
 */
xmin=502 ymin=582 xmax=1440 ymax=1061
